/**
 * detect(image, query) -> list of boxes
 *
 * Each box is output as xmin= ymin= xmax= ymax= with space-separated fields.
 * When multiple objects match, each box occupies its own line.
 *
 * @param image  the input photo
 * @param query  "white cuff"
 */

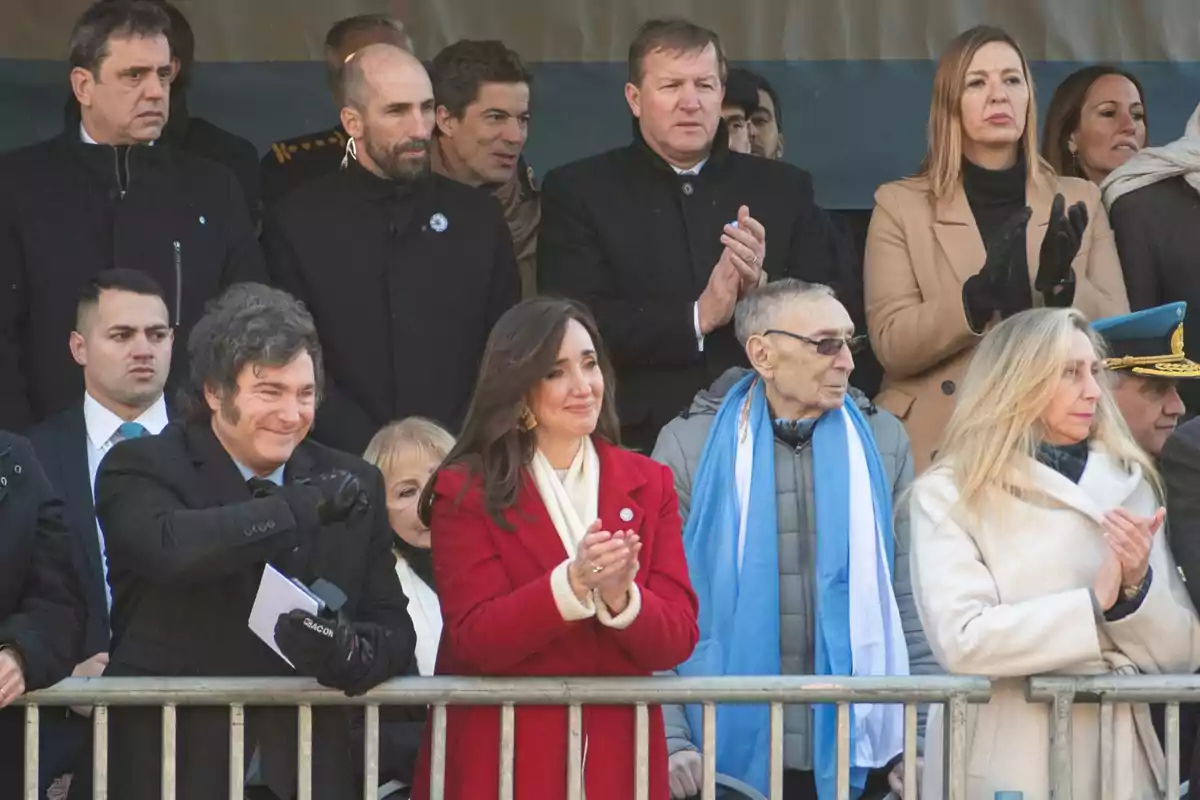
xmin=693 ymin=302 xmax=705 ymax=352
xmin=551 ymin=561 xmax=596 ymax=621
xmin=595 ymin=584 xmax=642 ymax=629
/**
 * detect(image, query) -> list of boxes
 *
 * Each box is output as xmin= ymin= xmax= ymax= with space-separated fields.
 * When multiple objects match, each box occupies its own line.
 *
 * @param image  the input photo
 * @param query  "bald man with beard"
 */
xmin=263 ymin=44 xmax=520 ymax=456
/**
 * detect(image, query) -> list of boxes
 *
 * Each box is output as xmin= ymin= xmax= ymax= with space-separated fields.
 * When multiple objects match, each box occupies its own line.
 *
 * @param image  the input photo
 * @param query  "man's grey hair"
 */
xmin=733 ymin=279 xmax=837 ymax=346
xmin=184 ymin=283 xmax=324 ymax=419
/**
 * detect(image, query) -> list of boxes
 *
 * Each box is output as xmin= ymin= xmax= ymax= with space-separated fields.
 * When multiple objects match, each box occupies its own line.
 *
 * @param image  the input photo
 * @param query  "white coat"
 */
xmin=910 ymin=450 xmax=1200 ymax=800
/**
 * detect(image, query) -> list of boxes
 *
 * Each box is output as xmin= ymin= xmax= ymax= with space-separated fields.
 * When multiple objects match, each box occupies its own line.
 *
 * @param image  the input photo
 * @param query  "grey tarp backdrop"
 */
xmin=3 ymin=0 xmax=1199 ymax=207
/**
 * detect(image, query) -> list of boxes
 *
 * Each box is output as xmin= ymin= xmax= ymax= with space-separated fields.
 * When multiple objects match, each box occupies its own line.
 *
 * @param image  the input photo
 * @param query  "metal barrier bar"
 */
xmin=1099 ymin=700 xmax=1113 ymax=800
xmin=20 ymin=674 xmax=993 ymax=706
xmin=702 ymin=701 xmax=716 ymax=800
xmin=430 ymin=703 xmax=447 ymax=800
xmin=24 ymin=704 xmax=38 ymax=800
xmin=903 ymin=703 xmax=917 ymax=800
xmin=635 ymin=702 xmax=649 ymax=800
xmin=93 ymin=705 xmax=108 ymax=800
xmin=229 ymin=704 xmax=244 ymax=800
xmin=363 ymin=704 xmax=379 ymax=800
xmin=162 ymin=703 xmax=177 ymax=800
xmin=836 ymin=703 xmax=851 ymax=800
xmin=567 ymin=703 xmax=582 ymax=800
xmin=498 ymin=702 xmax=515 ymax=800
xmin=1049 ymin=690 xmax=1073 ymax=800
xmin=946 ymin=693 xmax=968 ymax=800
xmin=297 ymin=703 xmax=312 ymax=800
xmin=1167 ymin=702 xmax=1180 ymax=800
xmin=769 ymin=702 xmax=784 ymax=800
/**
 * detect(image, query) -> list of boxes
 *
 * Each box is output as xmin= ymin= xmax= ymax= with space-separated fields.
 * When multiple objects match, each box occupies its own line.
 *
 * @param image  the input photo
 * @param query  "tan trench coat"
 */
xmin=864 ymin=173 xmax=1129 ymax=471
xmin=911 ymin=452 xmax=1200 ymax=800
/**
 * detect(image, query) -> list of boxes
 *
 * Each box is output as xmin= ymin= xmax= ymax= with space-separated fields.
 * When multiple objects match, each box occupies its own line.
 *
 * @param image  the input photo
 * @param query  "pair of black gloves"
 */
xmin=250 ymin=470 xmax=393 ymax=696
xmin=963 ymin=193 xmax=1088 ymax=331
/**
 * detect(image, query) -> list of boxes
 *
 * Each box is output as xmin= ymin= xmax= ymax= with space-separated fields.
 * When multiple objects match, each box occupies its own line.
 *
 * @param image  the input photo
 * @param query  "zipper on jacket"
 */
xmin=172 ymin=241 xmax=182 ymax=326
xmin=113 ymin=146 xmax=132 ymax=198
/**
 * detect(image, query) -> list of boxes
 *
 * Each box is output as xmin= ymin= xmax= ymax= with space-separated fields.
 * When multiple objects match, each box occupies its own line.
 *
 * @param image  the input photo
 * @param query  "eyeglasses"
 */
xmin=762 ymin=330 xmax=866 ymax=356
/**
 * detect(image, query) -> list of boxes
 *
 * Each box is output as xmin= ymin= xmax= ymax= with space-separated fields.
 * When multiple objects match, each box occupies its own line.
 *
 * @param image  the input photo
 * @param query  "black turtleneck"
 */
xmin=962 ymin=156 xmax=1031 ymax=318
xmin=1036 ymin=440 xmax=1090 ymax=484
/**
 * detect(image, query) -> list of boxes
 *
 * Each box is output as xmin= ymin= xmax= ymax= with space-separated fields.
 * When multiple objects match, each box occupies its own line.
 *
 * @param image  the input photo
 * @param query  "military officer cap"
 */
xmin=1092 ymin=301 xmax=1200 ymax=378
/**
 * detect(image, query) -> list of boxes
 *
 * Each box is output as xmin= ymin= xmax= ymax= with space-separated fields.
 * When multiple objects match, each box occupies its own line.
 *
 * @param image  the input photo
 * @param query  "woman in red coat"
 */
xmin=410 ymin=297 xmax=700 ymax=800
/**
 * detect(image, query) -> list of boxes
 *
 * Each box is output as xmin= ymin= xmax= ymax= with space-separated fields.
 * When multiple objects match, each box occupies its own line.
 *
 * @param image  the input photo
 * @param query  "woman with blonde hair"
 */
xmin=864 ymin=25 xmax=1129 ymax=471
xmin=910 ymin=307 xmax=1200 ymax=800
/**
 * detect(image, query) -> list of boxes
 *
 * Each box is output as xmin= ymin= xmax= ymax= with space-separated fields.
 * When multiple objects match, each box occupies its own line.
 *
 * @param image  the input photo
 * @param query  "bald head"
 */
xmin=340 ymin=44 xmax=435 ymax=183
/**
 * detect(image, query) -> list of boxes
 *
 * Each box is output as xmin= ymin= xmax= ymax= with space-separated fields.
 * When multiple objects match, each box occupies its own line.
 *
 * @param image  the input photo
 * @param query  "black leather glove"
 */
xmin=295 ymin=469 xmax=368 ymax=525
xmin=1035 ymin=193 xmax=1087 ymax=306
xmin=962 ymin=206 xmax=1032 ymax=331
xmin=275 ymin=609 xmax=391 ymax=696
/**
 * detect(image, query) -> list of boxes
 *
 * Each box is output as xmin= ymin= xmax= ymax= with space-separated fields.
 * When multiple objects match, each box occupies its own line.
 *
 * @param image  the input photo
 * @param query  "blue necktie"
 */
xmin=117 ymin=422 xmax=148 ymax=441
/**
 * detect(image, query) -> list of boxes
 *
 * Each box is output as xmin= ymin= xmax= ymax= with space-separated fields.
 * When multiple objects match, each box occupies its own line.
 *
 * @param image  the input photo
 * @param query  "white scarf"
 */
xmin=528 ymin=437 xmax=600 ymax=557
xmin=1102 ymin=102 xmax=1200 ymax=209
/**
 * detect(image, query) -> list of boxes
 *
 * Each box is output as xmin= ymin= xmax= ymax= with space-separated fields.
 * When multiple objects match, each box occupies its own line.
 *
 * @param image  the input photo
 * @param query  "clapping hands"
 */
xmin=568 ymin=520 xmax=642 ymax=613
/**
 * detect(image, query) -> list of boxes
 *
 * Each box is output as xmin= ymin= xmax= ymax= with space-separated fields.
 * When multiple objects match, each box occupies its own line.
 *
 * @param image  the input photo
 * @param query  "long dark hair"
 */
xmin=418 ymin=297 xmax=620 ymax=528
xmin=1042 ymin=65 xmax=1148 ymax=178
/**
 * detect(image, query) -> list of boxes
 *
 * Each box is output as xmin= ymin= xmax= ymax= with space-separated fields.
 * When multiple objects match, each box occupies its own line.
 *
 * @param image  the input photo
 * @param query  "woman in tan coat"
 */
xmin=911 ymin=307 xmax=1200 ymax=800
xmin=864 ymin=26 xmax=1129 ymax=470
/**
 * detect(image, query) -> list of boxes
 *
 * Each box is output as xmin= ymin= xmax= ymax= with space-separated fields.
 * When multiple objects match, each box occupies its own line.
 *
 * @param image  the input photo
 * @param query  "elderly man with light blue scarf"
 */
xmin=652 ymin=279 xmax=937 ymax=800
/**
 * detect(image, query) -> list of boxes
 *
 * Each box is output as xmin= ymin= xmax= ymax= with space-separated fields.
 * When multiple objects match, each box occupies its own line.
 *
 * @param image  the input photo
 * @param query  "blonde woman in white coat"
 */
xmin=910 ymin=307 xmax=1200 ymax=800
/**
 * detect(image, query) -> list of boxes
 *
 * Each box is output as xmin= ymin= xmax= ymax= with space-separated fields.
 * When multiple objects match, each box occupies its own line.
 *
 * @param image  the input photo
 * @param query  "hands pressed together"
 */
xmin=568 ymin=520 xmax=642 ymax=614
xmin=698 ymin=205 xmax=768 ymax=335
xmin=1092 ymin=506 xmax=1161 ymax=612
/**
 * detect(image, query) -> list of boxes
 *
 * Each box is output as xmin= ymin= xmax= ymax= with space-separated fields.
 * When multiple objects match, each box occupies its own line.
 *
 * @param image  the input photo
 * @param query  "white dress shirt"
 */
xmin=84 ymin=392 xmax=169 ymax=606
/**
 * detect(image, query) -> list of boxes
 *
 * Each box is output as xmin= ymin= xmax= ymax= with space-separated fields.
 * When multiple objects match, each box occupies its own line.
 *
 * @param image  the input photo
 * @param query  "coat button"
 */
xmin=941 ymin=380 xmax=956 ymax=396
xmin=13 ymin=465 xmax=20 ymax=474
xmin=681 ymin=182 xmax=694 ymax=196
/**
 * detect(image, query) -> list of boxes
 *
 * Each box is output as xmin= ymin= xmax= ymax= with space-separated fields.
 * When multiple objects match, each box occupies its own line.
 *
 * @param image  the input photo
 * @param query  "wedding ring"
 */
xmin=591 ymin=565 xmax=604 ymax=574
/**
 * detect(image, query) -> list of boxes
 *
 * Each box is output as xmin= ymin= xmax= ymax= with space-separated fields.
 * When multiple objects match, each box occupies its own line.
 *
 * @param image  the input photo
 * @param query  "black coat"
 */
xmin=0 ymin=432 xmax=85 ymax=799
xmin=263 ymin=160 xmax=521 ymax=454
xmin=537 ymin=124 xmax=847 ymax=450
xmin=26 ymin=404 xmax=114 ymax=660
xmin=0 ymin=132 xmax=267 ymax=432
xmin=93 ymin=421 xmax=416 ymax=800
xmin=1109 ymin=176 xmax=1200 ymax=410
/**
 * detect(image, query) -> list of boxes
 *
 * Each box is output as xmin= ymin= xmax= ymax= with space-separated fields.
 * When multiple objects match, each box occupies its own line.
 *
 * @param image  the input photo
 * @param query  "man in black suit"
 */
xmin=537 ymin=18 xmax=850 ymax=451
xmin=92 ymin=283 xmax=415 ymax=800
xmin=27 ymin=269 xmax=173 ymax=790
xmin=0 ymin=433 xmax=85 ymax=799
xmin=263 ymin=43 xmax=520 ymax=454
xmin=0 ymin=1 xmax=265 ymax=432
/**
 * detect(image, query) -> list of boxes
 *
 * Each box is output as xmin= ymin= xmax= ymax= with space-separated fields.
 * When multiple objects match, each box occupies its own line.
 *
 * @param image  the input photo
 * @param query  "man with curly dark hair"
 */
xmin=91 ymin=282 xmax=416 ymax=800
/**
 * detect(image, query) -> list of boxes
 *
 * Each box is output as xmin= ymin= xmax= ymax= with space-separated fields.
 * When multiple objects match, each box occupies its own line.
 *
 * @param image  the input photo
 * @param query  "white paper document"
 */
xmin=249 ymin=564 xmax=321 ymax=668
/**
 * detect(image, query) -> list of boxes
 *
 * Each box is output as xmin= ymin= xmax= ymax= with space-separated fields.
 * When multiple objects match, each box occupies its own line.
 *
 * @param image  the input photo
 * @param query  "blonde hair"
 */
xmin=363 ymin=417 xmax=455 ymax=478
xmin=920 ymin=25 xmax=1054 ymax=199
xmin=932 ymin=308 xmax=1160 ymax=516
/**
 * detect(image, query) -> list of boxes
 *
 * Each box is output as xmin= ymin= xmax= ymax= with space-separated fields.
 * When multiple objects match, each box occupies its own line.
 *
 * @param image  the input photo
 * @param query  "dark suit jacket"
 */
xmin=93 ymin=420 xmax=416 ymax=800
xmin=0 ymin=432 xmax=84 ymax=798
xmin=537 ymin=122 xmax=848 ymax=451
xmin=27 ymin=404 xmax=110 ymax=658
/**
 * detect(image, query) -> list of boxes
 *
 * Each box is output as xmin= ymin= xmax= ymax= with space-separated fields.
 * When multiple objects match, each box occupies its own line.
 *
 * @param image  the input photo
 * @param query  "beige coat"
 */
xmin=864 ymin=174 xmax=1129 ymax=471
xmin=911 ymin=452 xmax=1200 ymax=800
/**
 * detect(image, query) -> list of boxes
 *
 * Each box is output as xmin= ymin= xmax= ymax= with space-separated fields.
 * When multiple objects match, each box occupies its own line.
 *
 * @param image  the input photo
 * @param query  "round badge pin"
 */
xmin=619 ymin=508 xmax=634 ymax=523
xmin=429 ymin=213 xmax=449 ymax=232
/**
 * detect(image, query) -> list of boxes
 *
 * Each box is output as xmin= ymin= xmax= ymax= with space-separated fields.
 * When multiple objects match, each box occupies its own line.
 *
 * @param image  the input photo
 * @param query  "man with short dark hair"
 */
xmin=27 ymin=268 xmax=173 ymax=794
xmin=429 ymin=39 xmax=540 ymax=296
xmin=93 ymin=282 xmax=415 ymax=799
xmin=0 ymin=0 xmax=265 ymax=433
xmin=743 ymin=69 xmax=785 ymax=160
xmin=721 ymin=67 xmax=760 ymax=154
xmin=538 ymin=18 xmax=848 ymax=451
xmin=264 ymin=44 xmax=520 ymax=456
xmin=260 ymin=14 xmax=413 ymax=207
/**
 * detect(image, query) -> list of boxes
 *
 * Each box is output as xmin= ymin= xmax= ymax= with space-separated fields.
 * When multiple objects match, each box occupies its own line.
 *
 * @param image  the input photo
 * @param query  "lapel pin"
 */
xmin=429 ymin=212 xmax=448 ymax=233
xmin=619 ymin=508 xmax=634 ymax=522
xmin=199 ymin=215 xmax=206 ymax=225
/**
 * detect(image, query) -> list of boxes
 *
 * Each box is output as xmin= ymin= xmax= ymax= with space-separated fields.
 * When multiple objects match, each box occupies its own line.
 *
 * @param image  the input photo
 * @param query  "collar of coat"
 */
xmin=628 ymin=115 xmax=733 ymax=177
xmin=341 ymin=155 xmax=436 ymax=202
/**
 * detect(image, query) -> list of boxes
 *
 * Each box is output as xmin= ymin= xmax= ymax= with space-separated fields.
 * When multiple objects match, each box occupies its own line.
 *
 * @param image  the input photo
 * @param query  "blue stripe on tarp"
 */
xmin=3 ymin=58 xmax=1199 ymax=208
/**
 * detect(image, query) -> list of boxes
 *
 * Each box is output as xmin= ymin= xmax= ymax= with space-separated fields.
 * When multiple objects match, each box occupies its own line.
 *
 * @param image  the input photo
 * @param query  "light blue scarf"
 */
xmin=677 ymin=374 xmax=902 ymax=799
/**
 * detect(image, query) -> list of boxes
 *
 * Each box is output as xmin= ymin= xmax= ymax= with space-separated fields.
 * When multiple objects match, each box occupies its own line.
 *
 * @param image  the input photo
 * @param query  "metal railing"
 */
xmin=1028 ymin=674 xmax=1200 ymax=800
xmin=16 ymin=674 xmax=990 ymax=800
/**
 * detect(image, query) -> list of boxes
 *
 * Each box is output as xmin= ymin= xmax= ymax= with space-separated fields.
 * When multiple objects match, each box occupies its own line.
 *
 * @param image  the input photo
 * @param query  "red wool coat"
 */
xmin=410 ymin=438 xmax=699 ymax=800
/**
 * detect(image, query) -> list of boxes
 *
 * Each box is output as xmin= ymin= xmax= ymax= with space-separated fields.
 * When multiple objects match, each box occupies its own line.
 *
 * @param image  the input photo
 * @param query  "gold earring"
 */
xmin=519 ymin=407 xmax=538 ymax=431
